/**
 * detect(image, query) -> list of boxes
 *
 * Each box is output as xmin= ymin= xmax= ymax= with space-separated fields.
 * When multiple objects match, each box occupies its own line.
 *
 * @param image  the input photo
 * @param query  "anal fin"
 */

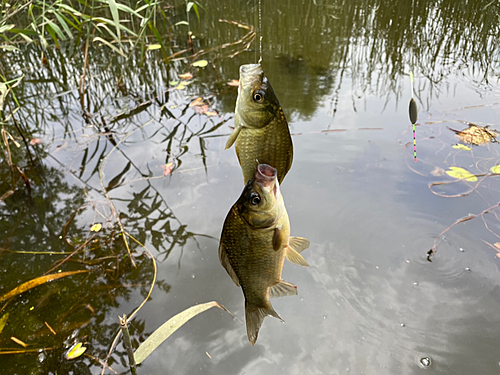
xmin=269 ymin=280 xmax=298 ymax=298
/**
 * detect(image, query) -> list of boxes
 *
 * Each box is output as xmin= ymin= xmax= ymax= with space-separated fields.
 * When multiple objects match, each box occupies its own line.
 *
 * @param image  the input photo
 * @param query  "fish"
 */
xmin=219 ymin=164 xmax=310 ymax=345
xmin=226 ymin=64 xmax=293 ymax=184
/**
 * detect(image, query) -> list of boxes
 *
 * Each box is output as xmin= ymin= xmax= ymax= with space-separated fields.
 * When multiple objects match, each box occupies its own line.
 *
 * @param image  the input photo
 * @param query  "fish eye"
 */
xmin=253 ymin=90 xmax=265 ymax=103
xmin=250 ymin=192 xmax=261 ymax=205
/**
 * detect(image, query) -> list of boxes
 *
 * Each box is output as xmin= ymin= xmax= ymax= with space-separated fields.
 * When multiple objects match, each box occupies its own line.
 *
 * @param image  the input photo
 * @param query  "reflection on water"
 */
xmin=1 ymin=0 xmax=500 ymax=373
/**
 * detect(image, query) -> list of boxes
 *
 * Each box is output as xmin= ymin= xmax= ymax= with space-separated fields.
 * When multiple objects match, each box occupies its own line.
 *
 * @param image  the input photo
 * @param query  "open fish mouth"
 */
xmin=240 ymin=64 xmax=264 ymax=85
xmin=255 ymin=164 xmax=279 ymax=198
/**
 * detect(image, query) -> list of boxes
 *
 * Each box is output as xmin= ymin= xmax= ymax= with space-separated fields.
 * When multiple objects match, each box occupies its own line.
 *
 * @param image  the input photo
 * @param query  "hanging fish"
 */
xmin=226 ymin=64 xmax=293 ymax=184
xmin=219 ymin=164 xmax=310 ymax=344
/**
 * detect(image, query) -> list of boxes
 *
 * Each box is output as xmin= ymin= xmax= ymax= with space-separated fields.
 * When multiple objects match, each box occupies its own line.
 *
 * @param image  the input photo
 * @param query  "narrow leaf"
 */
xmin=175 ymin=21 xmax=189 ymax=26
xmin=192 ymin=3 xmax=200 ymax=21
xmin=107 ymin=0 xmax=121 ymax=41
xmin=93 ymin=37 xmax=126 ymax=57
xmin=11 ymin=337 xmax=27 ymax=347
xmin=0 ymin=44 xmax=20 ymax=52
xmin=0 ymin=313 xmax=9 ymax=334
xmin=0 ymin=24 xmax=15 ymax=33
xmin=452 ymin=144 xmax=471 ymax=151
xmin=134 ymin=301 xmax=229 ymax=364
xmin=0 ymin=270 xmax=89 ymax=303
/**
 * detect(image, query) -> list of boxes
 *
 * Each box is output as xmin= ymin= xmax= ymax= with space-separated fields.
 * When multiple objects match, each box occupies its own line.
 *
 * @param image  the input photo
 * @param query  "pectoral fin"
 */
xmin=225 ymin=116 xmax=243 ymax=150
xmin=269 ymin=280 xmax=298 ymax=298
xmin=289 ymin=236 xmax=310 ymax=253
xmin=286 ymin=245 xmax=310 ymax=267
xmin=272 ymin=225 xmax=285 ymax=251
xmin=218 ymin=243 xmax=240 ymax=286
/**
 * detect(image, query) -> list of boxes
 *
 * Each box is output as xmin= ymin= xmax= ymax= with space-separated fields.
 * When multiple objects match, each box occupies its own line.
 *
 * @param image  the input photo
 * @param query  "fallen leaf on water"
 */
xmin=491 ymin=165 xmax=500 ymax=174
xmin=162 ymin=162 xmax=174 ymax=176
xmin=494 ymin=242 xmax=500 ymax=249
xmin=227 ymin=79 xmax=239 ymax=86
xmin=134 ymin=301 xmax=231 ymax=364
xmin=147 ymin=44 xmax=161 ymax=50
xmin=448 ymin=124 xmax=498 ymax=145
xmin=206 ymin=110 xmax=218 ymax=116
xmin=176 ymin=83 xmax=186 ymax=90
xmin=189 ymin=97 xmax=204 ymax=107
xmin=0 ymin=190 xmax=14 ymax=202
xmin=0 ymin=270 xmax=89 ymax=303
xmin=169 ymin=81 xmax=179 ymax=86
xmin=193 ymin=104 xmax=209 ymax=114
xmin=65 ymin=342 xmax=86 ymax=360
xmin=179 ymin=72 xmax=193 ymax=80
xmin=11 ymin=337 xmax=27 ymax=348
xmin=45 ymin=321 xmax=56 ymax=335
xmin=29 ymin=138 xmax=42 ymax=145
xmin=192 ymin=60 xmax=208 ymax=68
xmin=0 ymin=313 xmax=9 ymax=334
xmin=431 ymin=167 xmax=446 ymax=177
xmin=452 ymin=143 xmax=471 ymax=151
xmin=446 ymin=166 xmax=477 ymax=182
xmin=90 ymin=223 xmax=102 ymax=232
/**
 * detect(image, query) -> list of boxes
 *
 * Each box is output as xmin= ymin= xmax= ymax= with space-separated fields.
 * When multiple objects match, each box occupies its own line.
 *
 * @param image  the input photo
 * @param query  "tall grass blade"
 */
xmin=133 ymin=301 xmax=231 ymax=364
xmin=107 ymin=0 xmax=122 ymax=44
xmin=93 ymin=36 xmax=126 ymax=57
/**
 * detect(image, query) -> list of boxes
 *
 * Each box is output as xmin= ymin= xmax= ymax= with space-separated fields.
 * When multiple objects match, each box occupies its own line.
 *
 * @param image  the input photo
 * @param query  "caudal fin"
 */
xmin=245 ymin=302 xmax=283 ymax=345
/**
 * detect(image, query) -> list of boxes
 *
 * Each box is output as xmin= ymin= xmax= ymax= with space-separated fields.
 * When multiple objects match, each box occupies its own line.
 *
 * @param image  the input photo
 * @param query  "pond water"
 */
xmin=1 ymin=0 xmax=500 ymax=374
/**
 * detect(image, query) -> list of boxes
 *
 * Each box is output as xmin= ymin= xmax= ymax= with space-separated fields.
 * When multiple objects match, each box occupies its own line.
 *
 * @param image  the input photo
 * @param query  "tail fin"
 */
xmin=245 ymin=302 xmax=283 ymax=345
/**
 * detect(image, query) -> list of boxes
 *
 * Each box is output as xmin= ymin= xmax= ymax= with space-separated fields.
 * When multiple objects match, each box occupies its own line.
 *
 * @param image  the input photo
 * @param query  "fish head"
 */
xmin=238 ymin=164 xmax=283 ymax=228
xmin=236 ymin=64 xmax=280 ymax=129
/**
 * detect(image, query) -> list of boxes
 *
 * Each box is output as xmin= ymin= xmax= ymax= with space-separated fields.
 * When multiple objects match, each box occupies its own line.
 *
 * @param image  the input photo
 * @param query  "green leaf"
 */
xmin=90 ymin=223 xmax=102 ymax=232
xmin=191 ymin=3 xmax=200 ymax=21
xmin=0 ymin=24 xmax=15 ymax=33
xmin=53 ymin=11 xmax=74 ymax=39
xmin=446 ymin=167 xmax=477 ymax=182
xmin=134 ymin=301 xmax=230 ymax=364
xmin=452 ymin=144 xmax=471 ymax=151
xmin=169 ymin=81 xmax=178 ymax=86
xmin=490 ymin=165 xmax=500 ymax=174
xmin=0 ymin=45 xmax=19 ymax=52
xmin=65 ymin=342 xmax=86 ymax=360
xmin=192 ymin=60 xmax=208 ymax=68
xmin=93 ymin=36 xmax=126 ymax=57
xmin=107 ymin=0 xmax=121 ymax=41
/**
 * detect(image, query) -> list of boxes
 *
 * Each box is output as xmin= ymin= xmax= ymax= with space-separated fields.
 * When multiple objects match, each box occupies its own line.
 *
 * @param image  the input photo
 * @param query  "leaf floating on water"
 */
xmin=0 ymin=313 xmax=9 ymax=334
xmin=448 ymin=124 xmax=498 ymax=145
xmin=178 ymin=72 xmax=193 ymax=80
xmin=446 ymin=167 xmax=477 ymax=182
xmin=189 ymin=97 xmax=204 ymax=107
xmin=169 ymin=81 xmax=179 ymax=86
xmin=134 ymin=301 xmax=231 ymax=364
xmin=175 ymin=83 xmax=186 ymax=90
xmin=147 ymin=44 xmax=161 ymax=50
xmin=206 ymin=110 xmax=218 ymax=116
xmin=227 ymin=79 xmax=239 ymax=87
xmin=162 ymin=162 xmax=174 ymax=176
xmin=452 ymin=144 xmax=471 ymax=151
xmin=29 ymin=138 xmax=42 ymax=145
xmin=65 ymin=342 xmax=86 ymax=360
xmin=0 ymin=270 xmax=89 ymax=303
xmin=491 ymin=165 xmax=500 ymax=174
xmin=430 ymin=167 xmax=446 ymax=177
xmin=90 ymin=223 xmax=102 ymax=232
xmin=192 ymin=60 xmax=208 ymax=68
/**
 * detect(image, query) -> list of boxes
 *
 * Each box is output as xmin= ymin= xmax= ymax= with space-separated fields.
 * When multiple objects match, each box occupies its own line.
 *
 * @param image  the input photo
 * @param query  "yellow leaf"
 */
xmin=192 ymin=60 xmax=208 ymax=68
xmin=11 ymin=337 xmax=27 ymax=347
xmin=0 ymin=270 xmax=89 ymax=303
xmin=147 ymin=44 xmax=161 ymax=50
xmin=176 ymin=83 xmax=186 ymax=90
xmin=178 ymin=72 xmax=193 ymax=80
xmin=491 ymin=165 xmax=500 ymax=174
xmin=446 ymin=167 xmax=477 ymax=182
xmin=0 ymin=313 xmax=9 ymax=335
xmin=90 ymin=223 xmax=102 ymax=232
xmin=65 ymin=342 xmax=87 ymax=360
xmin=452 ymin=144 xmax=471 ymax=151
xmin=495 ymin=242 xmax=500 ymax=249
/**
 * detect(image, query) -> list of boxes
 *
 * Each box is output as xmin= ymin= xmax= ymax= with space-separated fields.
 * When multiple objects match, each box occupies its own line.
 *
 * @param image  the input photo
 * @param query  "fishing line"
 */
xmin=258 ymin=0 xmax=262 ymax=64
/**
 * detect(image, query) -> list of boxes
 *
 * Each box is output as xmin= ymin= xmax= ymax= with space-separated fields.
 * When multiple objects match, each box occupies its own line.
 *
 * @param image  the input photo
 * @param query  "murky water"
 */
xmin=1 ymin=0 xmax=500 ymax=374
